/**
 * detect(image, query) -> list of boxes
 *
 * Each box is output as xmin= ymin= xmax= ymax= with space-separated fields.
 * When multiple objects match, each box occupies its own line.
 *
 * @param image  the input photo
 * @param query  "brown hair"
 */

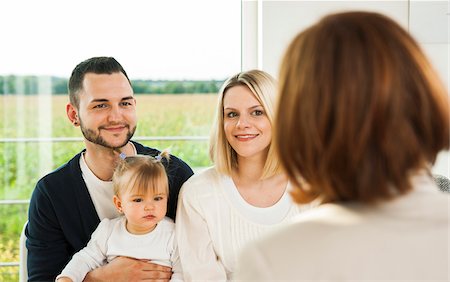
xmin=112 ymin=152 xmax=170 ymax=197
xmin=68 ymin=56 xmax=131 ymax=109
xmin=276 ymin=11 xmax=449 ymax=204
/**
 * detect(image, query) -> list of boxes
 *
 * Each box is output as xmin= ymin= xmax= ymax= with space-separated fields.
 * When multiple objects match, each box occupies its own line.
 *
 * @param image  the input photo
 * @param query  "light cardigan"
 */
xmin=235 ymin=172 xmax=450 ymax=281
xmin=175 ymin=167 xmax=303 ymax=281
xmin=57 ymin=217 xmax=182 ymax=282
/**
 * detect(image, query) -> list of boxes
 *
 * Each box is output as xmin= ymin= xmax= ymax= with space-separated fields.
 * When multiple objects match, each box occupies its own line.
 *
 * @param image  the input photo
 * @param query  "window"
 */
xmin=0 ymin=0 xmax=241 ymax=279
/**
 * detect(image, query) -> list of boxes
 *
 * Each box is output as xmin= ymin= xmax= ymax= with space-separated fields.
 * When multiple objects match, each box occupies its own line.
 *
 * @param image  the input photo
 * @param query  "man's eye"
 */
xmin=93 ymin=104 xmax=107 ymax=109
xmin=121 ymin=101 xmax=132 ymax=106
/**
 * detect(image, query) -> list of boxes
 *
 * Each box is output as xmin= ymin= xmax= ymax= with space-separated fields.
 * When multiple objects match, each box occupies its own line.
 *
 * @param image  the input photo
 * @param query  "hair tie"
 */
xmin=119 ymin=152 xmax=127 ymax=160
xmin=155 ymin=149 xmax=170 ymax=161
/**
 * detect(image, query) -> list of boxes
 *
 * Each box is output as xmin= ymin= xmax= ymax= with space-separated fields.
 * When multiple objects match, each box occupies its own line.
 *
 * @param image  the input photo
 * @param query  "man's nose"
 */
xmin=107 ymin=106 xmax=122 ymax=122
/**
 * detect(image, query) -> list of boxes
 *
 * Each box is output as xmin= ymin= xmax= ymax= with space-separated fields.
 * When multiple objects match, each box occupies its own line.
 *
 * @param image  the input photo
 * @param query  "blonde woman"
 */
xmin=175 ymin=70 xmax=303 ymax=280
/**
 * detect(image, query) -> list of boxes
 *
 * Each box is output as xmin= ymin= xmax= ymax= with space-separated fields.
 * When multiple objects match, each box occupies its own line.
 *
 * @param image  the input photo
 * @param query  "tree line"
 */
xmin=0 ymin=75 xmax=224 ymax=95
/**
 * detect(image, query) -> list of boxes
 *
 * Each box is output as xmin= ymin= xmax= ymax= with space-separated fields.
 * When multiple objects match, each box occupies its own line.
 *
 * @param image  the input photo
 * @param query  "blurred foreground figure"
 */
xmin=235 ymin=11 xmax=449 ymax=281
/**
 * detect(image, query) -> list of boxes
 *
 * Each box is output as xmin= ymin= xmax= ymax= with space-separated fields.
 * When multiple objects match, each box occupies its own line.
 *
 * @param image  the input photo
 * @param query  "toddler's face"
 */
xmin=116 ymin=187 xmax=168 ymax=234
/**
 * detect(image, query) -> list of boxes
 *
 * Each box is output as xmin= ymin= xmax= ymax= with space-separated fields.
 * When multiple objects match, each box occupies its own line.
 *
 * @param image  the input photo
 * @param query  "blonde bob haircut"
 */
xmin=113 ymin=152 xmax=170 ymax=197
xmin=210 ymin=69 xmax=281 ymax=179
xmin=276 ymin=11 xmax=449 ymax=204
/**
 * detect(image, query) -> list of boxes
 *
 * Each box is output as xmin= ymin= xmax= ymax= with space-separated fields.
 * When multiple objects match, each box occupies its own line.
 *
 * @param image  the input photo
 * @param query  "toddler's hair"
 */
xmin=112 ymin=151 xmax=170 ymax=196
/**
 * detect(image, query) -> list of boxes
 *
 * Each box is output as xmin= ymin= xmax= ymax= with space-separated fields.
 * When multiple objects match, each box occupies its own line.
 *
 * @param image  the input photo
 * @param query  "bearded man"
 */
xmin=26 ymin=57 xmax=193 ymax=281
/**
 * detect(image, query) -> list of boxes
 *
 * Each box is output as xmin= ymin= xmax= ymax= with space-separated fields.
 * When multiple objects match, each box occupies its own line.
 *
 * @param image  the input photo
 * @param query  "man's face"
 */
xmin=77 ymin=72 xmax=137 ymax=149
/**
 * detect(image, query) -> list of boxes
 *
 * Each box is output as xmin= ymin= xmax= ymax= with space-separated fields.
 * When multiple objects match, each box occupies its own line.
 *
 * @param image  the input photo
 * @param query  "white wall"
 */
xmin=242 ymin=0 xmax=449 ymax=177
xmin=409 ymin=1 xmax=449 ymax=177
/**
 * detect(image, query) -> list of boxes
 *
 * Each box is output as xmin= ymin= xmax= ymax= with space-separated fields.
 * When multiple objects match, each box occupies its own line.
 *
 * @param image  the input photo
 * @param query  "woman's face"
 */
xmin=223 ymin=85 xmax=272 ymax=162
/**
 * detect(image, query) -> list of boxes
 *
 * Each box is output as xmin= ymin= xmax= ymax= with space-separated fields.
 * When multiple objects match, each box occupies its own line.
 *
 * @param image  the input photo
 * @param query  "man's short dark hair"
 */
xmin=68 ymin=57 xmax=131 ymax=108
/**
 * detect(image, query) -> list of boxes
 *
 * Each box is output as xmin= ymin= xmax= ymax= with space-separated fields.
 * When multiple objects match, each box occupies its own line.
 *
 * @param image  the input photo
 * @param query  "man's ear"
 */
xmin=113 ymin=195 xmax=123 ymax=213
xmin=66 ymin=103 xmax=79 ymax=126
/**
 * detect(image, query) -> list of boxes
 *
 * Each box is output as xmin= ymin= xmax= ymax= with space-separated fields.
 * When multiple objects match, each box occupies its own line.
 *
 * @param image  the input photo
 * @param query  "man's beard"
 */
xmin=80 ymin=120 xmax=136 ymax=150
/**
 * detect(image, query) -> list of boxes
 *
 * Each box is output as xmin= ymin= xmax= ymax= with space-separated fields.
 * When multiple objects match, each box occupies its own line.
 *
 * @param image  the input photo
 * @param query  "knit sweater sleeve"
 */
xmin=175 ymin=176 xmax=227 ymax=281
xmin=169 ymin=230 xmax=184 ymax=281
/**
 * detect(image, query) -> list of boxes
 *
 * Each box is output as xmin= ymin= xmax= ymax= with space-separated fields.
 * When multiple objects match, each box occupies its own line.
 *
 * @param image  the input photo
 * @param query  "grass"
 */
xmin=0 ymin=93 xmax=218 ymax=281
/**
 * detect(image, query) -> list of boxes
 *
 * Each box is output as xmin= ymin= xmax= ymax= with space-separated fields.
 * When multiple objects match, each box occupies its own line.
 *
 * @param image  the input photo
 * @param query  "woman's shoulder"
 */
xmin=182 ymin=167 xmax=222 ymax=188
xmin=179 ymin=167 xmax=226 ymax=196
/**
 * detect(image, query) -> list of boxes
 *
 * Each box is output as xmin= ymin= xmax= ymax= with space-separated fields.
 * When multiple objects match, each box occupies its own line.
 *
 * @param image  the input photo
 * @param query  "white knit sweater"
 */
xmin=175 ymin=167 xmax=303 ymax=281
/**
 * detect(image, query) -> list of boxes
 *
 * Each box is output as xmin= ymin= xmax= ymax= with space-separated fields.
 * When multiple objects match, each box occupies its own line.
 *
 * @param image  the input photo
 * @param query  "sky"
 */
xmin=0 ymin=0 xmax=241 ymax=80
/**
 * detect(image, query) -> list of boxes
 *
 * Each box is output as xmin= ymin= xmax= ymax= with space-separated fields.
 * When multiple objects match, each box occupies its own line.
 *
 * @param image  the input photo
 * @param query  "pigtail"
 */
xmin=155 ymin=148 xmax=171 ymax=162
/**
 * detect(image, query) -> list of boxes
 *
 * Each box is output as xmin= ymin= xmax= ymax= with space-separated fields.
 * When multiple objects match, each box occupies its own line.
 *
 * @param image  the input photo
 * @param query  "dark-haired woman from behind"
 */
xmin=236 ymin=11 xmax=449 ymax=281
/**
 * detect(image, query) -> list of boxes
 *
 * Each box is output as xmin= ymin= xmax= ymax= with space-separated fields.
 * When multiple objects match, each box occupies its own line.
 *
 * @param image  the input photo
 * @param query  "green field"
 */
xmin=0 ymin=94 xmax=217 ymax=280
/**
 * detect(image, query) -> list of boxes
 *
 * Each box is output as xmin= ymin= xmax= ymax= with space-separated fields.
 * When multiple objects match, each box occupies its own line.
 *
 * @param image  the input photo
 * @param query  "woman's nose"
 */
xmin=236 ymin=115 xmax=250 ymax=129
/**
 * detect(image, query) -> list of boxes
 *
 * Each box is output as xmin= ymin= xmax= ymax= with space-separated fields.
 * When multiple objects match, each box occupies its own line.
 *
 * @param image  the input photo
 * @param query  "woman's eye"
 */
xmin=252 ymin=110 xmax=263 ymax=116
xmin=226 ymin=112 xmax=237 ymax=118
xmin=154 ymin=196 xmax=163 ymax=201
xmin=133 ymin=198 xmax=143 ymax=203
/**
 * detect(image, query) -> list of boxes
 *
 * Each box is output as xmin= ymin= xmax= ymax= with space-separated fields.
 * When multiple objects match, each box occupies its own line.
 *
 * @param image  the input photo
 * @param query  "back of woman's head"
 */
xmin=277 ymin=11 xmax=449 ymax=204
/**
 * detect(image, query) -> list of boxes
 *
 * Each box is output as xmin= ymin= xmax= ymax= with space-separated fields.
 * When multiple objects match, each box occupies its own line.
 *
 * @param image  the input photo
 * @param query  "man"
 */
xmin=25 ymin=57 xmax=194 ymax=281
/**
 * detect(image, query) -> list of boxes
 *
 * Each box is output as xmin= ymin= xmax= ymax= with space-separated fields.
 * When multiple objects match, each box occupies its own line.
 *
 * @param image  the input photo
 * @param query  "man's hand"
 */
xmin=83 ymin=256 xmax=172 ymax=282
